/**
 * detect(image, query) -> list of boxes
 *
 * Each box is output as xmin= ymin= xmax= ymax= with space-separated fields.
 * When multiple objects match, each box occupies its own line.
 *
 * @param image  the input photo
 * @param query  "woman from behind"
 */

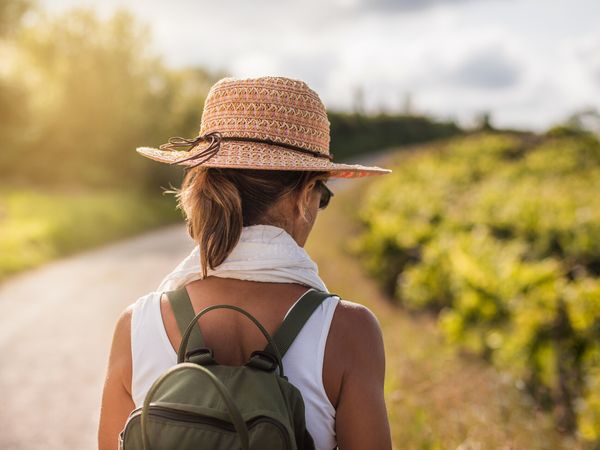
xmin=98 ymin=76 xmax=393 ymax=450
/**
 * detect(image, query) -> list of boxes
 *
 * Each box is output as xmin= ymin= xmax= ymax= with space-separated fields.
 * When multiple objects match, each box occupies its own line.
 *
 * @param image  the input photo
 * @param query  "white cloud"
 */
xmin=230 ymin=53 xmax=282 ymax=78
xmin=39 ymin=0 xmax=600 ymax=131
xmin=446 ymin=45 xmax=522 ymax=89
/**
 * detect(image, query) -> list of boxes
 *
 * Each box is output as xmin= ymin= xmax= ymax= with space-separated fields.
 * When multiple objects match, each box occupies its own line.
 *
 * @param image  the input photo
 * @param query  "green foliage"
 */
xmin=0 ymin=0 xmax=32 ymax=36
xmin=565 ymin=277 xmax=600 ymax=440
xmin=328 ymin=111 xmax=462 ymax=162
xmin=0 ymin=187 xmax=182 ymax=282
xmin=354 ymin=131 xmax=600 ymax=441
xmin=0 ymin=7 xmax=225 ymax=190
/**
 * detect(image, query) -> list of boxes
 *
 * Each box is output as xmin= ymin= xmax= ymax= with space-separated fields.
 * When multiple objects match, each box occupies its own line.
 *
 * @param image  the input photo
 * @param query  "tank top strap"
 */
xmin=130 ymin=291 xmax=177 ymax=407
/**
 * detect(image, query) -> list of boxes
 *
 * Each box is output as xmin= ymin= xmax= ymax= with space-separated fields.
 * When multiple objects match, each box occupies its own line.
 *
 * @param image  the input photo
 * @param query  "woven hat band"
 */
xmin=159 ymin=131 xmax=334 ymax=169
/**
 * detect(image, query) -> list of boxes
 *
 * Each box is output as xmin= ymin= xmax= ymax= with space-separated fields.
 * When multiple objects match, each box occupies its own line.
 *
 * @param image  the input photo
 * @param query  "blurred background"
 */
xmin=1 ymin=0 xmax=599 ymax=449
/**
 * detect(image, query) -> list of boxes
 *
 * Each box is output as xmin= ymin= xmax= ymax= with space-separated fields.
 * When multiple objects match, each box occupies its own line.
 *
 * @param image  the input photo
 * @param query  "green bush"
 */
xmin=353 ymin=131 xmax=600 ymax=441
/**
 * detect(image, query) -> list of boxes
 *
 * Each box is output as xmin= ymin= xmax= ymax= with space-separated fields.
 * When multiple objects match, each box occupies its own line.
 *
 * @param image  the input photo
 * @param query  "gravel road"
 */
xmin=0 ymin=225 xmax=194 ymax=449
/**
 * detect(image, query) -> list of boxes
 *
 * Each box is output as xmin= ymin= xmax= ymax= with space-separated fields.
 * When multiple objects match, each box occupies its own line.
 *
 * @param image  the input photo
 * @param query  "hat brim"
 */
xmin=136 ymin=140 xmax=392 ymax=179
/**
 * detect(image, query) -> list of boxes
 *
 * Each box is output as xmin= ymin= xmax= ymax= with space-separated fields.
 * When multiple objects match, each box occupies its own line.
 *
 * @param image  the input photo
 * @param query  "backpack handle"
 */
xmin=177 ymin=304 xmax=285 ymax=377
xmin=141 ymin=362 xmax=250 ymax=450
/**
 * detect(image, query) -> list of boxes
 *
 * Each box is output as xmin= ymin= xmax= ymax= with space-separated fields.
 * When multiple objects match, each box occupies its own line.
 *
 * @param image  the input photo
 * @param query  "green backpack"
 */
xmin=119 ymin=286 xmax=337 ymax=450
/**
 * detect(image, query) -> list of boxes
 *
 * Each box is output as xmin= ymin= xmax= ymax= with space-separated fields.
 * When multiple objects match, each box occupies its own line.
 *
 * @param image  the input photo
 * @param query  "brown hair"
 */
xmin=168 ymin=167 xmax=329 ymax=278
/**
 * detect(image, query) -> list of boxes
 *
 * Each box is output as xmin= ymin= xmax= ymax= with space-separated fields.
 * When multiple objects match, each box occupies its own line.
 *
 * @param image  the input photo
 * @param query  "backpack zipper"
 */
xmin=123 ymin=405 xmax=292 ymax=449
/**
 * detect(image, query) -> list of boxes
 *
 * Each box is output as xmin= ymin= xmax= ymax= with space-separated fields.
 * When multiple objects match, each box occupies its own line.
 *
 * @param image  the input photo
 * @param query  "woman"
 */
xmin=98 ymin=76 xmax=393 ymax=450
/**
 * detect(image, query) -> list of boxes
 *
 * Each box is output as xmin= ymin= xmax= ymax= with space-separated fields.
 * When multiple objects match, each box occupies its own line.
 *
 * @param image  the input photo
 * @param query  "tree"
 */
xmin=1 ymin=7 xmax=224 ymax=188
xmin=476 ymin=110 xmax=494 ymax=131
xmin=0 ymin=0 xmax=33 ymax=37
xmin=0 ymin=0 xmax=33 ymax=173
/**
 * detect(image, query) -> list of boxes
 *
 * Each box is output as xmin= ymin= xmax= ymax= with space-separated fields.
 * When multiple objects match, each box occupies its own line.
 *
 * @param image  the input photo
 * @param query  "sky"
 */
xmin=41 ymin=0 xmax=600 ymax=131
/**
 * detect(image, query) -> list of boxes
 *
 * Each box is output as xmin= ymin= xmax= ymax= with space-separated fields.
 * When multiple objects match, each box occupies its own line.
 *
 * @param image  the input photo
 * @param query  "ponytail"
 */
xmin=174 ymin=168 xmax=242 ymax=278
xmin=171 ymin=167 xmax=328 ymax=278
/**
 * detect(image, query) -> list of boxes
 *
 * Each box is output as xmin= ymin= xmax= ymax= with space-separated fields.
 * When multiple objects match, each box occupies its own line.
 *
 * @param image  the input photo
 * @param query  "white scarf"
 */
xmin=156 ymin=224 xmax=329 ymax=293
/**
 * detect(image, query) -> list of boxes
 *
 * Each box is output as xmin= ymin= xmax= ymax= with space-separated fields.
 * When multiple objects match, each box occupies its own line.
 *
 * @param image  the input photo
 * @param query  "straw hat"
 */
xmin=136 ymin=76 xmax=392 ymax=178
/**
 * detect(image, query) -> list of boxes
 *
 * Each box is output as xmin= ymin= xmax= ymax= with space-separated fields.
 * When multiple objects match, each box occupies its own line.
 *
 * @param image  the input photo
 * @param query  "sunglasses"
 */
xmin=316 ymin=179 xmax=334 ymax=210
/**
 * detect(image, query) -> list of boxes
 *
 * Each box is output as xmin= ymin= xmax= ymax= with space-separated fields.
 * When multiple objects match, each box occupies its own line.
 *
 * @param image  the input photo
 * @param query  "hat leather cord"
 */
xmin=159 ymin=131 xmax=334 ymax=168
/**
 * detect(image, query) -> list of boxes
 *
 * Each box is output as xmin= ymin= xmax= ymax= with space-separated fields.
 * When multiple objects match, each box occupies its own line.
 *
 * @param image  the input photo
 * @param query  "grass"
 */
xmin=305 ymin=148 xmax=585 ymax=450
xmin=0 ymin=186 xmax=182 ymax=282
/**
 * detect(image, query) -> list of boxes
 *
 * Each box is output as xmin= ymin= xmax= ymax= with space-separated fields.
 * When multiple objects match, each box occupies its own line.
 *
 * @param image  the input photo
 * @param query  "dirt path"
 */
xmin=0 ymin=224 xmax=194 ymax=449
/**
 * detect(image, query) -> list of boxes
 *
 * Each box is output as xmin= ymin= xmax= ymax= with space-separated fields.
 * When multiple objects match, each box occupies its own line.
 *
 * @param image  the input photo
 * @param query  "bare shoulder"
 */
xmin=107 ymin=303 xmax=136 ymax=394
xmin=113 ymin=303 xmax=135 ymax=341
xmin=327 ymin=299 xmax=385 ymax=374
xmin=333 ymin=299 xmax=380 ymax=323
xmin=331 ymin=300 xmax=383 ymax=345
xmin=111 ymin=303 xmax=135 ymax=355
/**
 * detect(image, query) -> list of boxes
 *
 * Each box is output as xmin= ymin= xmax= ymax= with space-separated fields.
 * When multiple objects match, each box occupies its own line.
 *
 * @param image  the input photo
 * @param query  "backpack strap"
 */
xmin=167 ymin=285 xmax=337 ymax=366
xmin=165 ymin=286 xmax=206 ymax=351
xmin=264 ymin=288 xmax=337 ymax=359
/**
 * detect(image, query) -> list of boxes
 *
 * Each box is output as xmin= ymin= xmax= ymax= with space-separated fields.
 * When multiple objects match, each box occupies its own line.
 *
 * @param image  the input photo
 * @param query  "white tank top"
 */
xmin=130 ymin=288 xmax=340 ymax=450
